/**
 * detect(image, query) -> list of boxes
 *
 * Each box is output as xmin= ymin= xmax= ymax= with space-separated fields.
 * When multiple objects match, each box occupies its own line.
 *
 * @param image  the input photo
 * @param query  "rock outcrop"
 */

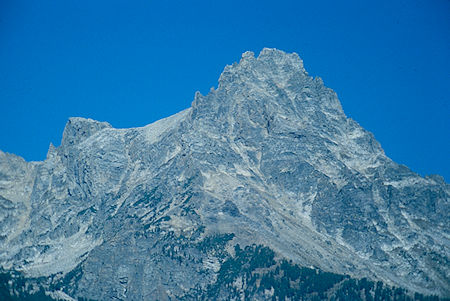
xmin=0 ymin=48 xmax=448 ymax=300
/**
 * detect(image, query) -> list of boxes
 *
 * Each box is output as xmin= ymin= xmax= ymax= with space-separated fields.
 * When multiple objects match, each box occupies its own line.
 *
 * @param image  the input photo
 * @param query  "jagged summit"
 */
xmin=218 ymin=48 xmax=307 ymax=88
xmin=0 ymin=49 xmax=448 ymax=300
xmin=197 ymin=48 xmax=340 ymax=116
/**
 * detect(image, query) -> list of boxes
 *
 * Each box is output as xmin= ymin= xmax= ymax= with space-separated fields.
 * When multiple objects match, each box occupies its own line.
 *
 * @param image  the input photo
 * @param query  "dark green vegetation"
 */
xmin=0 ymin=270 xmax=52 ymax=301
xmin=0 ymin=236 xmax=447 ymax=300
xmin=0 ymin=268 xmax=95 ymax=301
xmin=193 ymin=235 xmax=445 ymax=301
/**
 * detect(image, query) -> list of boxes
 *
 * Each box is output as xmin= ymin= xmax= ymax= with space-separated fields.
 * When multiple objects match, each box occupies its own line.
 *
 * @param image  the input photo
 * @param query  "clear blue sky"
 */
xmin=1 ymin=0 xmax=449 ymax=180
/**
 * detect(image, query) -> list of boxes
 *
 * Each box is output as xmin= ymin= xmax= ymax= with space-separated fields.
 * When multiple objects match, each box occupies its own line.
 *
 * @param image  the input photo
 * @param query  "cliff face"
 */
xmin=0 ymin=48 xmax=448 ymax=300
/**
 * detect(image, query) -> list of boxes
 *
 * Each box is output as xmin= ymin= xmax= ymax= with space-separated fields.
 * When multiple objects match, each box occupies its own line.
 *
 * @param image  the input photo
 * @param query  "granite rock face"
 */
xmin=0 ymin=48 xmax=448 ymax=299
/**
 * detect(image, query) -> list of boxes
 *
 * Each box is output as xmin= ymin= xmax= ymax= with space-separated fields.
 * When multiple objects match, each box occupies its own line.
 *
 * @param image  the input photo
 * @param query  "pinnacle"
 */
xmin=61 ymin=117 xmax=111 ymax=148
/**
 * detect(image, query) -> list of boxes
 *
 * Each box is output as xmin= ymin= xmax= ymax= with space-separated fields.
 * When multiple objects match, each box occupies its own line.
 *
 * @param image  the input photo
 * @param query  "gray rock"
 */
xmin=0 ymin=48 xmax=448 ymax=299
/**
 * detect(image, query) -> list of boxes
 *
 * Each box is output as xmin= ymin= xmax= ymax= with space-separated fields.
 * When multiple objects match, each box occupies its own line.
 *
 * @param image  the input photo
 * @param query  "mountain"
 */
xmin=0 ymin=48 xmax=448 ymax=300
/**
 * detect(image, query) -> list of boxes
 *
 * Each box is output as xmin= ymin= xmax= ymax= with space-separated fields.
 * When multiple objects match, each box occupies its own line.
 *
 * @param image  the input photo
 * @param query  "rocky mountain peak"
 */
xmin=217 ymin=48 xmax=307 ymax=91
xmin=190 ymin=49 xmax=382 ymax=181
xmin=0 ymin=48 xmax=448 ymax=299
xmin=192 ymin=48 xmax=342 ymax=132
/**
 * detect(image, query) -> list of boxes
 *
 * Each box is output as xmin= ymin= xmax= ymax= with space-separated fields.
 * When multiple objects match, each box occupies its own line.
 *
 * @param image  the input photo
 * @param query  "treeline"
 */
xmin=200 ymin=243 xmax=445 ymax=301
xmin=0 ymin=269 xmax=95 ymax=301
xmin=0 ymin=270 xmax=53 ymax=301
xmin=1 ymin=238 xmax=446 ymax=301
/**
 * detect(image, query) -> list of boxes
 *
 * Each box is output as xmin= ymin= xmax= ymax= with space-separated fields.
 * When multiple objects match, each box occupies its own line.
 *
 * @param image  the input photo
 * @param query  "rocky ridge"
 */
xmin=0 ymin=48 xmax=448 ymax=300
